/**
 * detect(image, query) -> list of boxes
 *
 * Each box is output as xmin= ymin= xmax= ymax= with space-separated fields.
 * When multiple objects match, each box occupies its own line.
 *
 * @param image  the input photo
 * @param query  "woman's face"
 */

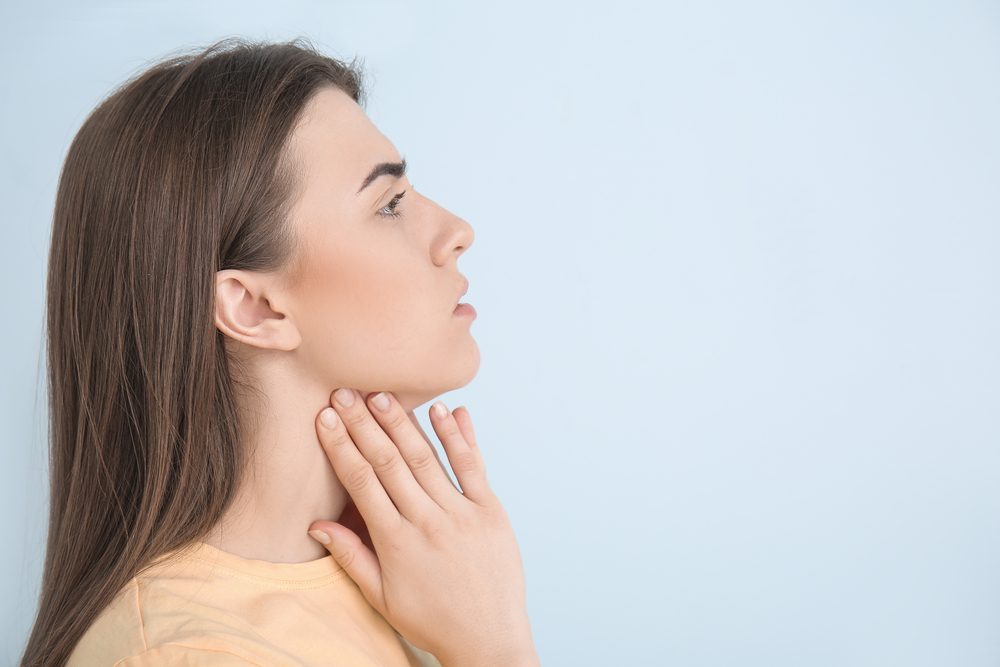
xmin=272 ymin=85 xmax=479 ymax=410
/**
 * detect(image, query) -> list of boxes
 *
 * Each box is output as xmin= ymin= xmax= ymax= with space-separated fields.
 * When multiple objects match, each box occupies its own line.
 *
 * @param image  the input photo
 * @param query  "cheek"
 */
xmin=292 ymin=245 xmax=449 ymax=382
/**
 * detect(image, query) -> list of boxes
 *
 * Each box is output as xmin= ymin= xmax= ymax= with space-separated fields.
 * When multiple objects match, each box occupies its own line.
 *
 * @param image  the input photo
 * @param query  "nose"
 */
xmin=450 ymin=210 xmax=474 ymax=254
xmin=432 ymin=202 xmax=474 ymax=265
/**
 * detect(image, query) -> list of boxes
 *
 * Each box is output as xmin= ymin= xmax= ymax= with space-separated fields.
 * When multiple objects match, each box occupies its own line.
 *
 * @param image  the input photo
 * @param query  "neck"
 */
xmin=201 ymin=349 xmax=435 ymax=564
xmin=201 ymin=364 xmax=350 ymax=563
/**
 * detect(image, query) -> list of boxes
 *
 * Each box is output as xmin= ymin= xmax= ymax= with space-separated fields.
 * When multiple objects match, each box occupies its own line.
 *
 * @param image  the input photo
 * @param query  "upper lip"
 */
xmin=456 ymin=277 xmax=469 ymax=306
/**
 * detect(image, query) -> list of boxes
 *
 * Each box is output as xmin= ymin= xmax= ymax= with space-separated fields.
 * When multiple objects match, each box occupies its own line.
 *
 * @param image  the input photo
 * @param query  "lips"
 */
xmin=455 ymin=276 xmax=469 ymax=307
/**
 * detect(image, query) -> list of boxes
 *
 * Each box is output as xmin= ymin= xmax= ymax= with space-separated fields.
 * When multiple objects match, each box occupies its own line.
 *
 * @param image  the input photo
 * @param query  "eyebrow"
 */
xmin=356 ymin=157 xmax=407 ymax=195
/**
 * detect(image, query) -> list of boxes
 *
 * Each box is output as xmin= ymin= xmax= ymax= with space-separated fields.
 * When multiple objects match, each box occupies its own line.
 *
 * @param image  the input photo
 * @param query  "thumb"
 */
xmin=308 ymin=521 xmax=385 ymax=612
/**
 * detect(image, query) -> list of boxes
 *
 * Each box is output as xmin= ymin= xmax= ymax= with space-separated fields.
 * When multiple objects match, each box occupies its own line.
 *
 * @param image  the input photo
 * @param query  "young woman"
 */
xmin=20 ymin=37 xmax=539 ymax=667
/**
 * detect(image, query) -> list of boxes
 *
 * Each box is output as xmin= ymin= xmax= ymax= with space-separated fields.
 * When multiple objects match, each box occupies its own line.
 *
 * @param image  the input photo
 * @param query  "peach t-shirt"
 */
xmin=66 ymin=541 xmax=443 ymax=666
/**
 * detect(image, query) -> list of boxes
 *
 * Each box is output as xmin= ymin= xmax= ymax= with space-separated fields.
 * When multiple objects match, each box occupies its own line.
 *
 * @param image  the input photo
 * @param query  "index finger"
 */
xmin=315 ymin=406 xmax=402 ymax=534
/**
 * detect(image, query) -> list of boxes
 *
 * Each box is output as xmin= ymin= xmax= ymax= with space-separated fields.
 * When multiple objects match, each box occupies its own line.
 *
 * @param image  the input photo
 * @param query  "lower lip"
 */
xmin=453 ymin=302 xmax=477 ymax=318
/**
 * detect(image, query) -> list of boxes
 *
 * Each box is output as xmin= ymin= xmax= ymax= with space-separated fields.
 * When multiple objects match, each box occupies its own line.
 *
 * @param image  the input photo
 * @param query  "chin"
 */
xmin=456 ymin=342 xmax=480 ymax=386
xmin=391 ymin=347 xmax=480 ymax=413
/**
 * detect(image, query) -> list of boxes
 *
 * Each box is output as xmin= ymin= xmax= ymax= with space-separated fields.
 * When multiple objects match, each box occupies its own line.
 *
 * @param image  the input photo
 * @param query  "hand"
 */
xmin=308 ymin=389 xmax=538 ymax=667
xmin=336 ymin=410 xmax=447 ymax=554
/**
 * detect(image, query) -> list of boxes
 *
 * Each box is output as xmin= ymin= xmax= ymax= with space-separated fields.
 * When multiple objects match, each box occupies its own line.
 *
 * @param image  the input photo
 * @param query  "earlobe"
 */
xmin=214 ymin=269 xmax=301 ymax=352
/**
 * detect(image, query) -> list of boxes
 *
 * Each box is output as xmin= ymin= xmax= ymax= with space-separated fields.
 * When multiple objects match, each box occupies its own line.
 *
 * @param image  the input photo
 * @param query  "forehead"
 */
xmin=288 ymin=86 xmax=399 ymax=202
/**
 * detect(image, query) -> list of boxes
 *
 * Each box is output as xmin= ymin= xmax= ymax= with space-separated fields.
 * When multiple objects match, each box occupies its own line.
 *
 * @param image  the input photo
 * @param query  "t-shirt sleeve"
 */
xmin=113 ymin=644 xmax=262 ymax=666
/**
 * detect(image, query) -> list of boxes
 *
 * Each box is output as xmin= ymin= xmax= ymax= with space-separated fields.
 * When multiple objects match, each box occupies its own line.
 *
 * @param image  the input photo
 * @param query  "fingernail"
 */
xmin=308 ymin=529 xmax=331 ymax=545
xmin=371 ymin=392 xmax=390 ymax=412
xmin=335 ymin=388 xmax=355 ymax=407
xmin=320 ymin=407 xmax=339 ymax=428
xmin=432 ymin=401 xmax=448 ymax=419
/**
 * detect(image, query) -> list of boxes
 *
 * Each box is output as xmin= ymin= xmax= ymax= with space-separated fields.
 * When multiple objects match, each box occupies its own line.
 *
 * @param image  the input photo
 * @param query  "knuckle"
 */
xmin=438 ymin=422 xmax=462 ymax=441
xmin=344 ymin=463 xmax=376 ymax=493
xmin=450 ymin=449 xmax=480 ymax=475
xmin=369 ymin=449 xmax=399 ymax=475
xmin=322 ymin=429 xmax=351 ymax=451
xmin=487 ymin=495 xmax=505 ymax=517
xmin=343 ymin=409 xmax=369 ymax=428
xmin=380 ymin=410 xmax=409 ymax=432
xmin=453 ymin=504 xmax=482 ymax=531
xmin=469 ymin=477 xmax=500 ymax=506
xmin=332 ymin=545 xmax=355 ymax=568
xmin=406 ymin=448 xmax=438 ymax=473
xmin=417 ymin=515 xmax=449 ymax=542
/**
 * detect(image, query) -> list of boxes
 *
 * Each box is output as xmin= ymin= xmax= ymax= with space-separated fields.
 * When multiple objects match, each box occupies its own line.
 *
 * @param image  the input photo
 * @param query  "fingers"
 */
xmin=314 ymin=402 xmax=404 ymax=534
xmin=452 ymin=406 xmax=478 ymax=449
xmin=322 ymin=388 xmax=443 ymax=525
xmin=362 ymin=390 xmax=471 ymax=512
xmin=428 ymin=403 xmax=493 ymax=505
xmin=404 ymin=409 xmax=461 ymax=493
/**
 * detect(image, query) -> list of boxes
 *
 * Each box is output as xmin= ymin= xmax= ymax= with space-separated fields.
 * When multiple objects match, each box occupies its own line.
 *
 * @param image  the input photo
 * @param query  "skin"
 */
xmin=204 ymin=85 xmax=478 ymax=564
xmin=308 ymin=389 xmax=539 ymax=667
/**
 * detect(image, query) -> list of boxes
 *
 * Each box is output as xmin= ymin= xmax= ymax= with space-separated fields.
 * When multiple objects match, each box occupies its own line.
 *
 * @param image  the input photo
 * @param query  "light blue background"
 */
xmin=3 ymin=1 xmax=998 ymax=665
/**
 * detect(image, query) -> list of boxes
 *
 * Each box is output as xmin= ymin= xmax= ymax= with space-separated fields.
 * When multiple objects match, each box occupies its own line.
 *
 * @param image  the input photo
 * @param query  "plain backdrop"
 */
xmin=2 ymin=1 xmax=999 ymax=665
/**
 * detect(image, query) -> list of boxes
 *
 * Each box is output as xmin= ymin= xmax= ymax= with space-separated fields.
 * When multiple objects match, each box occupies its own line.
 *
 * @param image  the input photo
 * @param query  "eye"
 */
xmin=377 ymin=189 xmax=406 ymax=219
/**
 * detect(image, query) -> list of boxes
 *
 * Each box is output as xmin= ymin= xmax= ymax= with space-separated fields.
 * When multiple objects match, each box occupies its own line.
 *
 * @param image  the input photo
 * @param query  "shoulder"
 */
xmin=68 ymin=579 xmax=145 ymax=665
xmin=68 ymin=577 xmax=266 ymax=667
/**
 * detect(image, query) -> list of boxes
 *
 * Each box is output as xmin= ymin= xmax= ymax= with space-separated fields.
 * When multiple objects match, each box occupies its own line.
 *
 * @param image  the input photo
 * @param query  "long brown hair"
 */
xmin=20 ymin=36 xmax=367 ymax=667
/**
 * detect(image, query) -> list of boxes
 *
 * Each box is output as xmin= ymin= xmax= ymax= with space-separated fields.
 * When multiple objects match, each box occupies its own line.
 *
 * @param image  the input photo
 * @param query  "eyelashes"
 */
xmin=377 ymin=189 xmax=406 ymax=219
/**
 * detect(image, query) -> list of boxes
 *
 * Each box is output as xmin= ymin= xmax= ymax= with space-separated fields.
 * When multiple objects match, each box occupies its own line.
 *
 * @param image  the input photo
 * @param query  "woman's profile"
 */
xmin=20 ymin=36 xmax=538 ymax=667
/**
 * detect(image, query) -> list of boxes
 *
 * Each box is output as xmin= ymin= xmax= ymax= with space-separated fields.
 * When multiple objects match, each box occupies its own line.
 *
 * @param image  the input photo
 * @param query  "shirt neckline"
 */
xmin=148 ymin=540 xmax=347 ymax=585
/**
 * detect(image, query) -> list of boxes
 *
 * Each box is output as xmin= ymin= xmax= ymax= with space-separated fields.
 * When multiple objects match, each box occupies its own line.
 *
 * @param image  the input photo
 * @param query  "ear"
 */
xmin=214 ymin=269 xmax=302 ymax=351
